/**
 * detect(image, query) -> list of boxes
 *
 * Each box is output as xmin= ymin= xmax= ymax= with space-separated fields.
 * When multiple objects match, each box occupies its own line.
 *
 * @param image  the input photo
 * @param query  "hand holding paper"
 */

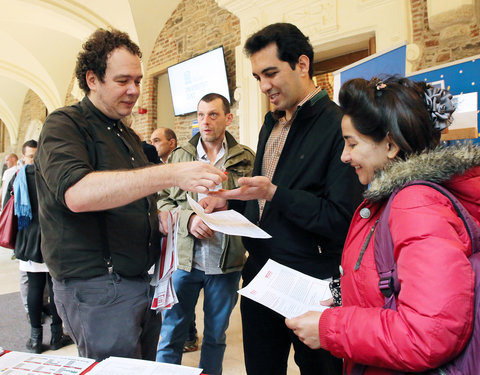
xmin=285 ymin=311 xmax=323 ymax=349
xmin=186 ymin=194 xmax=271 ymax=239
xmin=238 ymin=259 xmax=333 ymax=319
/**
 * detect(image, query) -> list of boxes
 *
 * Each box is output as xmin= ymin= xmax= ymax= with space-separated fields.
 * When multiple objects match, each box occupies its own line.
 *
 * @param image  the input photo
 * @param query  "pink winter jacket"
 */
xmin=319 ymin=150 xmax=479 ymax=375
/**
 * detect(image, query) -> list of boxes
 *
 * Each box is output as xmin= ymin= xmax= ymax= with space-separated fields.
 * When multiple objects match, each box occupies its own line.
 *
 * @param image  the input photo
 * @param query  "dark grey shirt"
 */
xmin=35 ymin=96 xmax=161 ymax=280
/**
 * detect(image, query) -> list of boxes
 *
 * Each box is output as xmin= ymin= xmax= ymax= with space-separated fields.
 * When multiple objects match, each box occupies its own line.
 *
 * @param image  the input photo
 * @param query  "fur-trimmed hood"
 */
xmin=364 ymin=143 xmax=480 ymax=202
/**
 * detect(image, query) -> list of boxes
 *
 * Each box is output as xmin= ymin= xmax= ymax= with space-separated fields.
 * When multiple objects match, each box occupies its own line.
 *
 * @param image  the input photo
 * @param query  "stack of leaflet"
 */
xmin=88 ymin=356 xmax=203 ymax=375
xmin=150 ymin=209 xmax=179 ymax=312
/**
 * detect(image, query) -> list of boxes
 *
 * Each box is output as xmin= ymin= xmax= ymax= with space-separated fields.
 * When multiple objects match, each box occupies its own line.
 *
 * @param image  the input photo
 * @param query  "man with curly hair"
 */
xmin=34 ymin=28 xmax=226 ymax=361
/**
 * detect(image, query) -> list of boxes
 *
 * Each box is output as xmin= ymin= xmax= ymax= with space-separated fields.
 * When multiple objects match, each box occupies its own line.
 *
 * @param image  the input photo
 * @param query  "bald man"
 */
xmin=150 ymin=127 xmax=177 ymax=163
xmin=1 ymin=153 xmax=19 ymax=210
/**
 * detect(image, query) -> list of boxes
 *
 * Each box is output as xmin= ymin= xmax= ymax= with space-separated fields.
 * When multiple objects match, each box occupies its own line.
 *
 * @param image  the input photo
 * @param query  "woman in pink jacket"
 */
xmin=286 ymin=76 xmax=477 ymax=374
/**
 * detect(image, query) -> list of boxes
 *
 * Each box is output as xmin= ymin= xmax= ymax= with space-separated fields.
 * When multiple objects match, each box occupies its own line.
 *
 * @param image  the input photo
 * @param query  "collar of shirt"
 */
xmin=273 ymin=86 xmax=324 ymax=122
xmin=298 ymin=86 xmax=323 ymax=108
xmin=196 ymin=139 xmax=227 ymax=167
xmin=196 ymin=139 xmax=227 ymax=201
xmin=83 ymin=96 xmax=123 ymax=128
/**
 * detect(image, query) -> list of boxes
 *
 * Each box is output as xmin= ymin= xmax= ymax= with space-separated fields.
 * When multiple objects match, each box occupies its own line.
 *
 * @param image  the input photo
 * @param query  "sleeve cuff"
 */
xmin=270 ymin=185 xmax=287 ymax=209
xmin=57 ymin=167 xmax=90 ymax=207
xmin=318 ymin=307 xmax=335 ymax=350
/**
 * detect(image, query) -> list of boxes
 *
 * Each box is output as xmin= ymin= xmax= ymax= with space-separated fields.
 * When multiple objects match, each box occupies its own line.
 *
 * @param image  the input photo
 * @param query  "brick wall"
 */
xmin=17 ymin=90 xmax=47 ymax=150
xmin=411 ymin=0 xmax=480 ymax=71
xmin=136 ymin=0 xmax=241 ymax=146
xmin=314 ymin=73 xmax=334 ymax=99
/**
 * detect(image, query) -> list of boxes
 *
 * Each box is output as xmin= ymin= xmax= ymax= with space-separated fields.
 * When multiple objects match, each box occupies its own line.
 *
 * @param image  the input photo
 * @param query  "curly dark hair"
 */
xmin=75 ymin=28 xmax=142 ymax=94
xmin=244 ymin=23 xmax=314 ymax=78
xmin=339 ymin=75 xmax=454 ymax=160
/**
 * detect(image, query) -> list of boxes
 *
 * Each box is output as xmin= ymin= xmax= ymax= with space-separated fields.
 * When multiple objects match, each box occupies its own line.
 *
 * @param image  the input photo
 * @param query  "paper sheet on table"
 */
xmin=238 ymin=259 xmax=333 ymax=319
xmin=88 ymin=356 xmax=202 ymax=375
xmin=0 ymin=351 xmax=95 ymax=374
xmin=186 ymin=194 xmax=271 ymax=239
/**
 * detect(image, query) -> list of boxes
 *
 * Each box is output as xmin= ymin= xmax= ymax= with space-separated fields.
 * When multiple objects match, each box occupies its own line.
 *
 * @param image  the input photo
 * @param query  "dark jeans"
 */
xmin=157 ymin=269 xmax=240 ymax=375
xmin=52 ymin=273 xmax=161 ymax=361
xmin=27 ymin=272 xmax=62 ymax=328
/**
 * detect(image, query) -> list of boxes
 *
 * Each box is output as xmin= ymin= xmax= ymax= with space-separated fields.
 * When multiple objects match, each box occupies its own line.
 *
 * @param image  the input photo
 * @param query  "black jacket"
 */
xmin=242 ymin=91 xmax=364 ymax=282
xmin=13 ymin=165 xmax=42 ymax=263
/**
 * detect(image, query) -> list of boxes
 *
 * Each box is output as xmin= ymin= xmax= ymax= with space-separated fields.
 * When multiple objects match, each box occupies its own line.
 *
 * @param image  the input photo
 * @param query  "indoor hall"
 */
xmin=0 ymin=246 xmax=301 ymax=374
xmin=1 ymin=1 xmax=479 ymax=374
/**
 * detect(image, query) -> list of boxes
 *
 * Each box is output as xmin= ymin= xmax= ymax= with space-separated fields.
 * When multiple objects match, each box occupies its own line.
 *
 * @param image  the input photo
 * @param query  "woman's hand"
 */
xmin=285 ymin=311 xmax=323 ymax=349
xmin=321 ymin=297 xmax=334 ymax=307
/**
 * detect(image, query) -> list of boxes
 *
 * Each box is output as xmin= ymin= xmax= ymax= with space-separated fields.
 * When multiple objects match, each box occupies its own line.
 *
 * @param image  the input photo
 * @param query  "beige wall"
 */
xmin=17 ymin=90 xmax=46 ymax=146
xmin=0 ymin=89 xmax=46 ymax=161
xmin=219 ymin=0 xmax=413 ymax=148
xmin=4 ymin=0 xmax=480 ymax=152
xmin=156 ymin=74 xmax=176 ymax=133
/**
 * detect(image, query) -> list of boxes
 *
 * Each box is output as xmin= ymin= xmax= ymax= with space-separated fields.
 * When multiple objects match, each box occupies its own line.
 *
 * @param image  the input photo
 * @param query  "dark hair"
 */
xmin=198 ymin=93 xmax=231 ymax=114
xmin=22 ymin=139 xmax=37 ymax=154
xmin=163 ymin=128 xmax=177 ymax=147
xmin=75 ymin=28 xmax=142 ymax=94
xmin=339 ymin=75 xmax=454 ymax=159
xmin=244 ymin=23 xmax=314 ymax=78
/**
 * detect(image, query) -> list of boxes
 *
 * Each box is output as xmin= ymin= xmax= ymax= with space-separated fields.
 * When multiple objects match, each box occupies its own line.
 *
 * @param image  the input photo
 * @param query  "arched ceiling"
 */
xmin=0 ymin=0 xmax=180 ymax=147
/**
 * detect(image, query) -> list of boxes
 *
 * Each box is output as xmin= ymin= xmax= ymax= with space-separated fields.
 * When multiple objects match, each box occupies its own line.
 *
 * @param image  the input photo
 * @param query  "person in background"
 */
xmin=182 ymin=317 xmax=199 ymax=353
xmin=151 ymin=124 xmax=198 ymax=351
xmin=156 ymin=93 xmax=255 ymax=375
xmin=142 ymin=141 xmax=161 ymax=164
xmin=150 ymin=127 xmax=177 ymax=163
xmin=2 ymin=152 xmax=29 ymax=302
xmin=3 ymin=148 xmax=31 ymax=311
xmin=1 ymin=153 xmax=19 ymax=210
xmin=209 ymin=23 xmax=363 ymax=375
xmin=34 ymin=28 xmax=226 ymax=361
xmin=11 ymin=140 xmax=72 ymax=354
xmin=150 ymin=125 xmax=197 ymax=350
xmin=0 ymin=160 xmax=7 ymax=186
xmin=286 ymin=76 xmax=476 ymax=375
xmin=132 ymin=128 xmax=161 ymax=164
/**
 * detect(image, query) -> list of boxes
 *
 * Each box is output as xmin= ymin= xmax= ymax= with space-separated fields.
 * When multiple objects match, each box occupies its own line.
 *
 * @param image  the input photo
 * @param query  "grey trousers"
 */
xmin=52 ymin=273 xmax=161 ymax=361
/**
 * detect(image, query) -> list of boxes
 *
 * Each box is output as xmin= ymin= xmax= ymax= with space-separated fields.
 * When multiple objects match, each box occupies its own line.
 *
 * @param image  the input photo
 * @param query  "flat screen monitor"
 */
xmin=167 ymin=46 xmax=231 ymax=116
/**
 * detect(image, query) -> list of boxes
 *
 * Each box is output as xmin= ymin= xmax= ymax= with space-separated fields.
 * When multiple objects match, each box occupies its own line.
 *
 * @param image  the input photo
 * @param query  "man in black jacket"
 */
xmin=212 ymin=23 xmax=364 ymax=375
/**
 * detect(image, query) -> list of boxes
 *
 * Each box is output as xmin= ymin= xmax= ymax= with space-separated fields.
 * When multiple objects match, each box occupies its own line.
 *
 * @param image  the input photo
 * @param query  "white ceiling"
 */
xmin=0 ymin=0 xmax=181 ymax=145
